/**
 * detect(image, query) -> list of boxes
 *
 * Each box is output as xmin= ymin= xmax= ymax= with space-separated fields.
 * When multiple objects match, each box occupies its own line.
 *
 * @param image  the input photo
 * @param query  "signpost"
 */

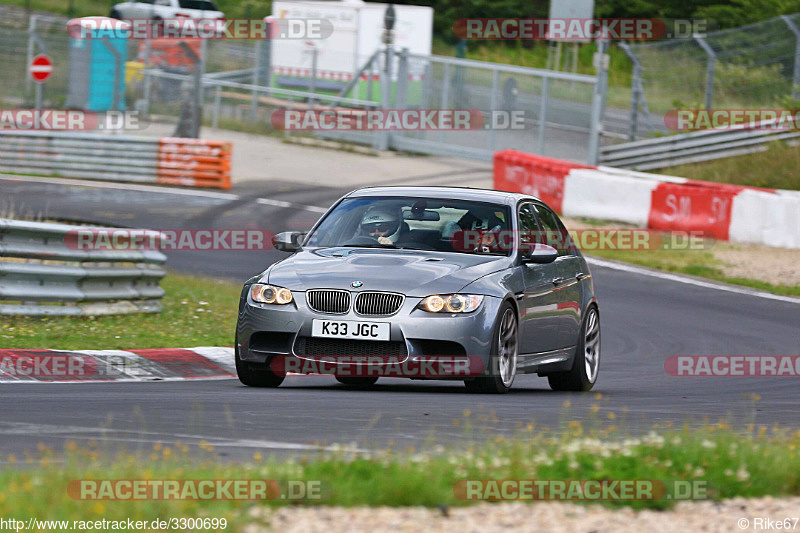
xmin=29 ymin=54 xmax=52 ymax=109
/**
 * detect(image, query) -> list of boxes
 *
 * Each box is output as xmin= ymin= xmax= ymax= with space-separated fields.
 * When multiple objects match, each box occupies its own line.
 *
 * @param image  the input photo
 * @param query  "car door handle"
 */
xmin=552 ymin=277 xmax=566 ymax=286
xmin=576 ymin=272 xmax=588 ymax=281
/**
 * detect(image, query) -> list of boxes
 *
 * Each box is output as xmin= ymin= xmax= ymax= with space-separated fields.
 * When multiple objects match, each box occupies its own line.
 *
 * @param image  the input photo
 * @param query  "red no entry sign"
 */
xmin=30 ymin=54 xmax=53 ymax=83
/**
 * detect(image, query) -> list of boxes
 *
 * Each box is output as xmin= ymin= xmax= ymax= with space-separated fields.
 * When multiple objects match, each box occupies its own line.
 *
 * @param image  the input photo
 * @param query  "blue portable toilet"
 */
xmin=66 ymin=17 xmax=129 ymax=111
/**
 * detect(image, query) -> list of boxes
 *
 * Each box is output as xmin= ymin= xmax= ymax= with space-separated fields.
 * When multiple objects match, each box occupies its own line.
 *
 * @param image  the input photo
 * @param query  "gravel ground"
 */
xmin=712 ymin=244 xmax=800 ymax=287
xmin=247 ymin=497 xmax=800 ymax=532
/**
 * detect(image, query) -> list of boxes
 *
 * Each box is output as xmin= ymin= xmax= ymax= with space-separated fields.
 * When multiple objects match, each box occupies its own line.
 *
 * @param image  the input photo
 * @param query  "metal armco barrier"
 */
xmin=599 ymin=120 xmax=800 ymax=171
xmin=0 ymin=131 xmax=232 ymax=190
xmin=0 ymin=219 xmax=167 ymax=316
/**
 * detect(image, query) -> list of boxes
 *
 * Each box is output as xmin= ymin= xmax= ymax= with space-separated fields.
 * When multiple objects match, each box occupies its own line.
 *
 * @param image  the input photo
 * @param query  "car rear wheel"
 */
xmin=235 ymin=334 xmax=284 ymax=388
xmin=335 ymin=376 xmax=379 ymax=387
xmin=548 ymin=305 xmax=600 ymax=392
xmin=465 ymin=302 xmax=517 ymax=394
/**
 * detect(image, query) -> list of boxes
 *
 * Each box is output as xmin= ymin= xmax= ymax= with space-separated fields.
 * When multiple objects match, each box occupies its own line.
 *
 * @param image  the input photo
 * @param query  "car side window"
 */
xmin=532 ymin=204 xmax=573 ymax=256
xmin=517 ymin=203 xmax=540 ymax=253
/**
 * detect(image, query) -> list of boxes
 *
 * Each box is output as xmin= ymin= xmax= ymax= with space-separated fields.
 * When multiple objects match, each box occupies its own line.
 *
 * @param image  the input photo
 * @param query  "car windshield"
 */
xmin=178 ymin=0 xmax=218 ymax=10
xmin=304 ymin=196 xmax=512 ymax=255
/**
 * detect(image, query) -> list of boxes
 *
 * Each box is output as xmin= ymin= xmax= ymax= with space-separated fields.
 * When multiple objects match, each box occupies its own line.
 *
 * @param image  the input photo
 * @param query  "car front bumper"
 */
xmin=237 ymin=291 xmax=503 ymax=374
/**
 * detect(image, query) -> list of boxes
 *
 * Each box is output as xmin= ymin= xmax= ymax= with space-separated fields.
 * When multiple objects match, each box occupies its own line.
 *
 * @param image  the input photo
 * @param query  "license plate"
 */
xmin=312 ymin=319 xmax=390 ymax=341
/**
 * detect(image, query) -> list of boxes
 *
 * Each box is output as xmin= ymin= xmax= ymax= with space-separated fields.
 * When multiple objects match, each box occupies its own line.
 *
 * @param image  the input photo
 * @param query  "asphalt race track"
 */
xmin=1 ymin=175 xmax=798 ymax=462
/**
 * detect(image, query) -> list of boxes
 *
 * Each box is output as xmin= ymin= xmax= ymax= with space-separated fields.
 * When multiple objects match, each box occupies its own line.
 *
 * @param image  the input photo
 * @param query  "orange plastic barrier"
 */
xmin=157 ymin=138 xmax=232 ymax=190
xmin=493 ymin=150 xmax=595 ymax=212
xmin=139 ymin=40 xmax=202 ymax=70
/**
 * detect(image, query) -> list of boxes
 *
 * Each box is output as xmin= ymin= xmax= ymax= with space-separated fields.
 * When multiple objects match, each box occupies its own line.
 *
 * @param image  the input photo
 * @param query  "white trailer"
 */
xmin=270 ymin=0 xmax=433 ymax=96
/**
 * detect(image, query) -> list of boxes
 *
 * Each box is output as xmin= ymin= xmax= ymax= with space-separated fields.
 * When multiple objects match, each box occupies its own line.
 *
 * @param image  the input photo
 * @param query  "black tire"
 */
xmin=110 ymin=9 xmax=122 ymax=19
xmin=464 ymin=301 xmax=518 ymax=394
xmin=548 ymin=305 xmax=600 ymax=392
xmin=235 ymin=334 xmax=284 ymax=388
xmin=335 ymin=376 xmax=379 ymax=387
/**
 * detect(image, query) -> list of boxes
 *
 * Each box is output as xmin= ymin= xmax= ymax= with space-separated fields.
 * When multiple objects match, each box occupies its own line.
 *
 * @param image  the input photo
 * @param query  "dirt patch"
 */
xmin=711 ymin=244 xmax=800 ymax=287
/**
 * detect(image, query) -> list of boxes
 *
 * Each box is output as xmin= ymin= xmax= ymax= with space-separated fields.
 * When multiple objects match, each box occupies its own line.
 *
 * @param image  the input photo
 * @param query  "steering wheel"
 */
xmin=342 ymin=236 xmax=382 ymax=246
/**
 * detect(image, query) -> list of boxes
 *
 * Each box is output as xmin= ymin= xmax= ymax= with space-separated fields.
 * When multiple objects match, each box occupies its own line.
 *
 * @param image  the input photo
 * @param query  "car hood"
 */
xmin=264 ymin=248 xmax=509 ymax=296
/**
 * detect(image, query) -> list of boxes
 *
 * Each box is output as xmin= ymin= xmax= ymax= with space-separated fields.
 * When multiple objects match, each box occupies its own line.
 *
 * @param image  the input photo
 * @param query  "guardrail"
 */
xmin=0 ymin=131 xmax=232 ymax=189
xmin=600 ymin=118 xmax=800 ymax=170
xmin=0 ymin=219 xmax=167 ymax=316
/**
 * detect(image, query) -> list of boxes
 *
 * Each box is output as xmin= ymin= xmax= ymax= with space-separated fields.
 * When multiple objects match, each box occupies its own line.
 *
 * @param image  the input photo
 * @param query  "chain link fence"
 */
xmin=618 ymin=12 xmax=800 ymax=141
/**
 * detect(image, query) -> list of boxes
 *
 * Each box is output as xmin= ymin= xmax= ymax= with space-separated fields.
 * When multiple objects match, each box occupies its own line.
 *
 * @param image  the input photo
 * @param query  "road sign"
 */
xmin=30 ymin=54 xmax=53 ymax=83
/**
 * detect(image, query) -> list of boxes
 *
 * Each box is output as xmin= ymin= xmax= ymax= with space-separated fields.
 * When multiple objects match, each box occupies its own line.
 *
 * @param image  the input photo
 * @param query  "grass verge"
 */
xmin=1 ymin=422 xmax=799 ymax=523
xmin=0 ymin=273 xmax=242 ymax=349
xmin=586 ymin=246 xmax=800 ymax=297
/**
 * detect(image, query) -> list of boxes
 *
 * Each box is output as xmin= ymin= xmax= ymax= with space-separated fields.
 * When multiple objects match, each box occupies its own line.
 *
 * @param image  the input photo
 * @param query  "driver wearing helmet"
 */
xmin=359 ymin=206 xmax=402 ymax=245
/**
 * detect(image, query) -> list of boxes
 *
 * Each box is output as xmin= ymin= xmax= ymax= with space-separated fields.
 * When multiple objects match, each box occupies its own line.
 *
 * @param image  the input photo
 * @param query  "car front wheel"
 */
xmin=465 ymin=301 xmax=517 ymax=394
xmin=235 ymin=334 xmax=284 ymax=388
xmin=548 ymin=305 xmax=600 ymax=392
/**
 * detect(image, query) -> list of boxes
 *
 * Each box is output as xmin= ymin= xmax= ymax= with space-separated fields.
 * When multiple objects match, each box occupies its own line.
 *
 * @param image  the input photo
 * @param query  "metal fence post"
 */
xmin=367 ymin=58 xmax=375 ymax=102
xmin=587 ymin=39 xmax=609 ymax=165
xmin=694 ymin=35 xmax=716 ymax=110
xmin=487 ymin=69 xmax=499 ymax=151
xmin=263 ymin=33 xmax=272 ymax=89
xmin=395 ymin=48 xmax=409 ymax=111
xmin=536 ymin=76 xmax=549 ymax=155
xmin=619 ymin=42 xmax=642 ymax=141
xmin=310 ymin=46 xmax=318 ymax=108
xmin=25 ymin=15 xmax=36 ymax=105
xmin=781 ymin=15 xmax=800 ymax=99
xmin=142 ymin=36 xmax=152 ymax=114
xmin=439 ymin=62 xmax=451 ymax=144
xmin=213 ymin=84 xmax=221 ymax=129
xmin=421 ymin=61 xmax=431 ymax=109
xmin=251 ymin=39 xmax=262 ymax=121
xmin=177 ymin=42 xmax=202 ymax=138
xmin=378 ymin=46 xmax=393 ymax=151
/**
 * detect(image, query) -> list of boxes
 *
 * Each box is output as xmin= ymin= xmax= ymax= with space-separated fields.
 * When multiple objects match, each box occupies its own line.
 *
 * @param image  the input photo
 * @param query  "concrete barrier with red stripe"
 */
xmin=494 ymin=150 xmax=800 ymax=248
xmin=0 ymin=348 xmax=235 ymax=383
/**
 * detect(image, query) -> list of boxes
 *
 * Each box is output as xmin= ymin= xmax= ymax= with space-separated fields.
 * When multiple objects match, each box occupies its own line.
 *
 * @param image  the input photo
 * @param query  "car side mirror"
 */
xmin=273 ymin=231 xmax=303 ymax=252
xmin=522 ymin=243 xmax=558 ymax=264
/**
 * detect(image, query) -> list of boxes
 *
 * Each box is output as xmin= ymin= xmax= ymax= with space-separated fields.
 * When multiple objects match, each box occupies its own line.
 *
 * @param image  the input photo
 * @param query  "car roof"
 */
xmin=346 ymin=186 xmax=539 ymax=206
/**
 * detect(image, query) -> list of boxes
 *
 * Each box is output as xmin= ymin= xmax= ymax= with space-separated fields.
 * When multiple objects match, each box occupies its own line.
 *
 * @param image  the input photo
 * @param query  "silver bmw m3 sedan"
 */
xmin=235 ymin=186 xmax=600 ymax=394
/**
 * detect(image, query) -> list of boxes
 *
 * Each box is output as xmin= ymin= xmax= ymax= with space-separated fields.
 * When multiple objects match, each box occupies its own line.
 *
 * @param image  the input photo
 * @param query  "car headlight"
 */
xmin=250 ymin=284 xmax=293 ymax=305
xmin=418 ymin=294 xmax=483 ymax=313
